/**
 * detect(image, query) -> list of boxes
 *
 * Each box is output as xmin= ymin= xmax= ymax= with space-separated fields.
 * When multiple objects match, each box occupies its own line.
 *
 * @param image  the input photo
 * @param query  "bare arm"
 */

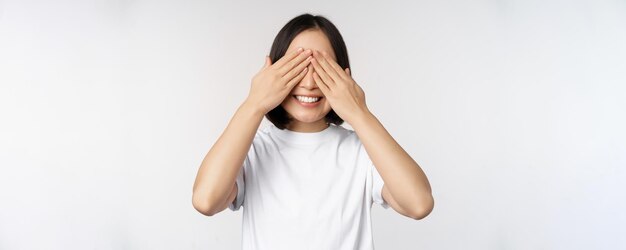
xmin=308 ymin=50 xmax=433 ymax=220
xmin=192 ymin=101 xmax=264 ymax=216
xmin=192 ymin=48 xmax=312 ymax=216
xmin=352 ymin=112 xmax=434 ymax=220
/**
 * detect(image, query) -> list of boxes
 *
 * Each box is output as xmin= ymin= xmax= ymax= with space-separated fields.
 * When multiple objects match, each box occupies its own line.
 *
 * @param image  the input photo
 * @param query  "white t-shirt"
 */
xmin=229 ymin=123 xmax=389 ymax=250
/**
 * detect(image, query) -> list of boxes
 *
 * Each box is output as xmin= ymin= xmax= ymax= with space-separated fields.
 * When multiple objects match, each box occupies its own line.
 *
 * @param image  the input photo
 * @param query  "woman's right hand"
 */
xmin=246 ymin=47 xmax=313 ymax=114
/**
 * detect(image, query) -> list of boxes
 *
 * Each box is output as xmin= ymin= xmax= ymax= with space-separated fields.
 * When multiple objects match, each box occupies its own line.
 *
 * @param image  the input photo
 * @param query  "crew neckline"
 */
xmin=269 ymin=123 xmax=337 ymax=145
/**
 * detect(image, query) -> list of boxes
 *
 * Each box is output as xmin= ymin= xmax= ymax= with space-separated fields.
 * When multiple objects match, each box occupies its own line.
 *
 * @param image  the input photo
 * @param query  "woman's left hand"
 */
xmin=310 ymin=50 xmax=370 ymax=124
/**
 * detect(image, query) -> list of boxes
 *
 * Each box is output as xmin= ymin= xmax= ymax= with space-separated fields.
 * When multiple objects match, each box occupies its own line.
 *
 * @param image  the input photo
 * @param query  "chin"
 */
xmin=289 ymin=113 xmax=325 ymax=123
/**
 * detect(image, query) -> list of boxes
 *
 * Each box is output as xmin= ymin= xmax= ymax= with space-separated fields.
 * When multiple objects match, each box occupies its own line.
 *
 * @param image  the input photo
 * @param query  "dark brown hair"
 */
xmin=265 ymin=13 xmax=349 ymax=129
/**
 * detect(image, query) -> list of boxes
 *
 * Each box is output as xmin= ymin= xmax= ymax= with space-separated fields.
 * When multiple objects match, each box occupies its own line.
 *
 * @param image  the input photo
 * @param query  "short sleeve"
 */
xmin=228 ymin=157 xmax=247 ymax=211
xmin=371 ymin=162 xmax=390 ymax=209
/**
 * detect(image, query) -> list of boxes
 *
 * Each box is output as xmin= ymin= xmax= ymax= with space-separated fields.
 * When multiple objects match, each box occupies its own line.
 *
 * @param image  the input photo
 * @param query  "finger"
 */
xmin=312 ymin=71 xmax=331 ymax=95
xmin=272 ymin=47 xmax=304 ymax=69
xmin=314 ymin=50 xmax=343 ymax=83
xmin=321 ymin=51 xmax=349 ymax=80
xmin=277 ymin=49 xmax=312 ymax=76
xmin=285 ymin=67 xmax=308 ymax=90
xmin=282 ymin=55 xmax=312 ymax=82
xmin=345 ymin=68 xmax=350 ymax=76
xmin=310 ymin=55 xmax=335 ymax=87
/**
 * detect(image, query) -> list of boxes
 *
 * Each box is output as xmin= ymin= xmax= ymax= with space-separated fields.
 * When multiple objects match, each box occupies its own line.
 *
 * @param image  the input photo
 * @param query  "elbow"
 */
xmin=408 ymin=194 xmax=434 ymax=220
xmin=192 ymin=193 xmax=219 ymax=217
xmin=193 ymin=202 xmax=216 ymax=217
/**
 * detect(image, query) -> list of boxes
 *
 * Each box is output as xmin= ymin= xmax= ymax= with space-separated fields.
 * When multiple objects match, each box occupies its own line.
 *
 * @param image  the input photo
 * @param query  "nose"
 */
xmin=297 ymin=64 xmax=318 ymax=89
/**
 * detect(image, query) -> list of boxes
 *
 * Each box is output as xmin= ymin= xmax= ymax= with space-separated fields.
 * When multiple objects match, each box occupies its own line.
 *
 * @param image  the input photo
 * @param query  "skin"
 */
xmin=192 ymin=28 xmax=434 ymax=220
xmin=280 ymin=29 xmax=334 ymax=132
xmin=308 ymin=46 xmax=434 ymax=219
xmin=192 ymin=38 xmax=314 ymax=216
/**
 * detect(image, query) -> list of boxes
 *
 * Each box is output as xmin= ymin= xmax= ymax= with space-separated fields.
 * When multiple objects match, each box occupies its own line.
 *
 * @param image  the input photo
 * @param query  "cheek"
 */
xmin=323 ymin=99 xmax=333 ymax=111
xmin=281 ymin=95 xmax=296 ymax=106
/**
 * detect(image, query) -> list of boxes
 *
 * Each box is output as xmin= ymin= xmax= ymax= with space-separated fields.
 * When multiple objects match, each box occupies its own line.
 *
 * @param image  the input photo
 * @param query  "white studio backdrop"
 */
xmin=1 ymin=0 xmax=625 ymax=249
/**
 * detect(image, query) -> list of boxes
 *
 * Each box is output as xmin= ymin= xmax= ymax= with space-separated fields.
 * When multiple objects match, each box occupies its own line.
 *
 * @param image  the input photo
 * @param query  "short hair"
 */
xmin=265 ymin=13 xmax=349 ymax=130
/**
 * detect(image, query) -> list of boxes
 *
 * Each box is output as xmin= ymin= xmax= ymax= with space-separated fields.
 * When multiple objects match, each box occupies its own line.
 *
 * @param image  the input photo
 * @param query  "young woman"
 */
xmin=192 ymin=13 xmax=434 ymax=249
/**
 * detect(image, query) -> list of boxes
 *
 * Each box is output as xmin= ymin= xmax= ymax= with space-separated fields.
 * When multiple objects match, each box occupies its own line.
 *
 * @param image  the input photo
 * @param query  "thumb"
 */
xmin=263 ymin=55 xmax=272 ymax=68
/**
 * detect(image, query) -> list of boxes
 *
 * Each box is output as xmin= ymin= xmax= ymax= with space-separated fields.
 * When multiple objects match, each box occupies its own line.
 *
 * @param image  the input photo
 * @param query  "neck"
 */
xmin=285 ymin=120 xmax=329 ymax=133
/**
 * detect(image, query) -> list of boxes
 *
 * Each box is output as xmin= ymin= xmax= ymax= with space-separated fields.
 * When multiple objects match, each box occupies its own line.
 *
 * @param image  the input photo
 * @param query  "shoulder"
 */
xmin=243 ymin=124 xmax=274 ymax=155
xmin=330 ymin=125 xmax=366 ymax=153
xmin=256 ymin=124 xmax=272 ymax=140
xmin=335 ymin=126 xmax=372 ymax=163
xmin=335 ymin=125 xmax=361 ymax=143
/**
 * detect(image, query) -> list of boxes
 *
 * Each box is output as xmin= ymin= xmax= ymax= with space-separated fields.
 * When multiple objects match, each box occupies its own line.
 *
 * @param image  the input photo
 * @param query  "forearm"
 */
xmin=192 ymin=100 xmax=264 ymax=215
xmin=351 ymin=111 xmax=433 ymax=212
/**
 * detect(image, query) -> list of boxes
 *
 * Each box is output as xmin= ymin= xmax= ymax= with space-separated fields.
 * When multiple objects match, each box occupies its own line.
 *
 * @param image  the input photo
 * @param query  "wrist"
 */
xmin=240 ymin=99 xmax=266 ymax=119
xmin=349 ymin=109 xmax=376 ymax=129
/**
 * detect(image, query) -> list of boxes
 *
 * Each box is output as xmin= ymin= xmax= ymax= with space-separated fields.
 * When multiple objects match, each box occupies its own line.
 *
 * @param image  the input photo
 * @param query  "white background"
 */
xmin=1 ymin=0 xmax=625 ymax=249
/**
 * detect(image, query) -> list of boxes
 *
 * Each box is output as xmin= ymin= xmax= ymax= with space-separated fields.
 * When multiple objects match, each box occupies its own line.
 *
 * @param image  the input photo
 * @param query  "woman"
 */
xmin=192 ymin=13 xmax=434 ymax=250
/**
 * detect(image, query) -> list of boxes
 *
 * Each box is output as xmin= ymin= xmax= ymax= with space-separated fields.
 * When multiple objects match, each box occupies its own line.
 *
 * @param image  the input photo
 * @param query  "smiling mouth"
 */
xmin=293 ymin=95 xmax=323 ymax=103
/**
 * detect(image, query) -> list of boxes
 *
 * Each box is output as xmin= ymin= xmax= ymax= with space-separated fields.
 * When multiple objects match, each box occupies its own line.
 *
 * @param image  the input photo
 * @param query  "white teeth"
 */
xmin=295 ymin=95 xmax=320 ymax=103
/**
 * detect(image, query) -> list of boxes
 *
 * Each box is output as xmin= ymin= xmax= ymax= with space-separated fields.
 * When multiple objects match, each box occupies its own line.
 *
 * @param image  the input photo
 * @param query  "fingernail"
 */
xmin=297 ymin=47 xmax=303 ymax=52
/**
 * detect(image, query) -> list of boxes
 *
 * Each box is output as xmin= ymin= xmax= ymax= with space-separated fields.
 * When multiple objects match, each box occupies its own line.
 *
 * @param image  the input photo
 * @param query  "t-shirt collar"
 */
xmin=270 ymin=123 xmax=336 ymax=145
